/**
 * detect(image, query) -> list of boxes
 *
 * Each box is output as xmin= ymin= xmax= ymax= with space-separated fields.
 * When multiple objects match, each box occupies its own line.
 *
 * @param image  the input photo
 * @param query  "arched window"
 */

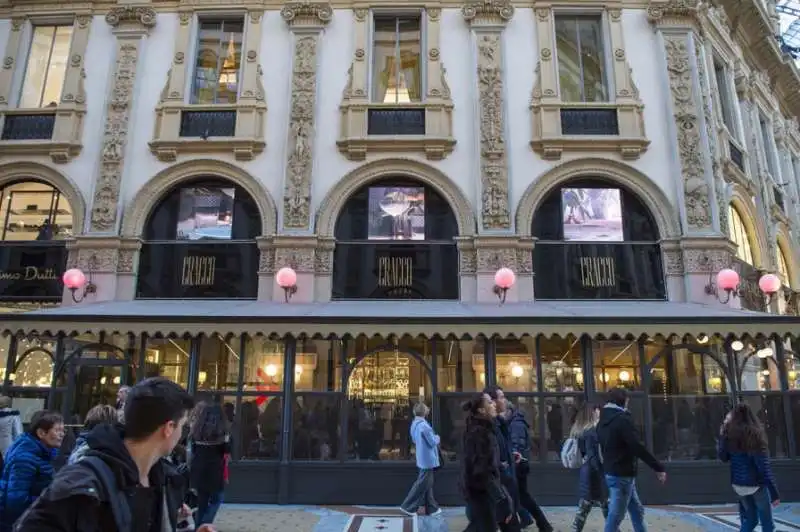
xmin=727 ymin=204 xmax=754 ymax=265
xmin=136 ymin=178 xmax=261 ymax=299
xmin=532 ymin=178 xmax=665 ymax=299
xmin=0 ymin=180 xmax=72 ymax=305
xmin=777 ymin=243 xmax=790 ymax=287
xmin=331 ymin=178 xmax=459 ymax=299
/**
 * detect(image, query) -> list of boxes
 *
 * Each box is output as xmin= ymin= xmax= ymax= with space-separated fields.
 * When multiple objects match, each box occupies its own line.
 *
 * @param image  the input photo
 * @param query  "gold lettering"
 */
xmin=377 ymin=256 xmax=413 ymax=289
xmin=0 ymin=267 xmax=60 ymax=281
xmin=579 ymin=256 xmax=616 ymax=288
xmin=181 ymin=256 xmax=216 ymax=286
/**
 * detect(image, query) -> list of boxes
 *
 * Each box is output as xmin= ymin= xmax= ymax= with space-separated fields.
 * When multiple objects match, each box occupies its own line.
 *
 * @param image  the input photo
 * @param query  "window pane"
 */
xmin=292 ymin=394 xmax=341 ymax=460
xmin=197 ymin=334 xmax=240 ymax=391
xmin=0 ymin=335 xmax=9 ymax=383
xmin=438 ymin=395 xmax=468 ymax=464
xmin=41 ymin=26 xmax=72 ymax=107
xmin=539 ymin=335 xmax=584 ymax=392
xmin=216 ymin=20 xmax=242 ymax=103
xmin=10 ymin=335 xmax=56 ymax=387
xmin=437 ymin=339 xmax=486 ymax=392
xmin=739 ymin=394 xmax=788 ymax=458
xmin=543 ymin=396 xmax=582 ymax=461
xmin=296 ymin=338 xmax=342 ymax=392
xmin=372 ymin=16 xmax=397 ymax=102
xmin=371 ymin=16 xmax=421 ymax=104
xmin=727 ymin=204 xmax=753 ymax=265
xmin=789 ymin=394 xmax=800 ymax=450
xmin=0 ymin=182 xmax=73 ymax=241
xmin=397 ymin=17 xmax=421 ymax=103
xmin=7 ymin=390 xmax=50 ymax=424
xmin=508 ymin=396 xmax=542 ymax=461
xmin=714 ymin=61 xmax=734 ymax=130
xmin=20 ymin=27 xmax=56 ymax=108
xmin=735 ymin=341 xmax=780 ymax=392
xmin=555 ymin=17 xmax=582 ymax=102
xmin=495 ymin=338 xmax=535 ymax=392
xmin=787 ymin=348 xmax=799 ymax=390
xmin=241 ymin=336 xmax=285 ymax=392
xmin=143 ymin=337 xmax=190 ymax=388
xmin=239 ymin=395 xmax=281 ymax=459
xmin=577 ymin=17 xmax=606 ymax=102
xmin=593 ymin=339 xmax=640 ymax=392
xmin=192 ymin=20 xmax=242 ymax=104
xmin=650 ymin=395 xmax=730 ymax=461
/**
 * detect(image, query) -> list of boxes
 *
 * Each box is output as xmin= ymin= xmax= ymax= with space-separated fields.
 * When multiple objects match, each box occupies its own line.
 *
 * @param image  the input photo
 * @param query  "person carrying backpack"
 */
xmin=13 ymin=378 xmax=218 ymax=532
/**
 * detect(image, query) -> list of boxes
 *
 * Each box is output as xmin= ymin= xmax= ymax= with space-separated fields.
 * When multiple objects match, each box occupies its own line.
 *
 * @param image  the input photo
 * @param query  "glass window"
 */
xmin=292 ymin=394 xmax=341 ymax=460
xmin=0 ymin=181 xmax=74 ymax=241
xmin=296 ymin=338 xmax=342 ymax=392
xmin=508 ymin=396 xmax=542 ymax=461
xmin=142 ymin=337 xmax=191 ymax=388
xmin=727 ymin=204 xmax=754 ymax=265
xmin=539 ymin=335 xmax=584 ymax=392
xmin=555 ymin=15 xmax=607 ymax=102
xmin=191 ymin=19 xmax=243 ymax=104
xmin=543 ymin=396 xmax=581 ymax=461
xmin=238 ymin=395 xmax=281 ymax=459
xmin=777 ymin=245 xmax=790 ymax=287
xmin=735 ymin=341 xmax=781 ymax=392
xmin=739 ymin=394 xmax=788 ymax=458
xmin=713 ymin=59 xmax=735 ymax=133
xmin=10 ymin=335 xmax=56 ymax=387
xmin=0 ymin=335 xmax=9 ymax=383
xmin=240 ymin=336 xmax=285 ymax=392
xmin=593 ymin=339 xmax=640 ymax=392
xmin=787 ymin=348 xmax=799 ymax=390
xmin=197 ymin=334 xmax=240 ymax=391
xmin=371 ymin=14 xmax=422 ymax=103
xmin=20 ymin=25 xmax=72 ymax=108
xmin=438 ymin=395 xmax=469 ymax=464
xmin=495 ymin=338 xmax=535 ymax=392
xmin=437 ymin=339 xmax=486 ymax=392
xmin=759 ymin=114 xmax=777 ymax=176
xmin=789 ymin=394 xmax=800 ymax=451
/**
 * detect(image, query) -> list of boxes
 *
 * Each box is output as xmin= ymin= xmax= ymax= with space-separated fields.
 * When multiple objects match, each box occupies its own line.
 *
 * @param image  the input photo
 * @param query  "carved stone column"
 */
xmin=271 ymin=236 xmax=318 ymax=302
xmin=88 ymin=7 xmax=156 ymax=233
xmin=462 ymin=0 xmax=513 ymax=231
xmin=281 ymin=2 xmax=331 ymax=231
xmin=473 ymin=236 xmax=533 ymax=303
xmin=64 ymin=237 xmax=142 ymax=304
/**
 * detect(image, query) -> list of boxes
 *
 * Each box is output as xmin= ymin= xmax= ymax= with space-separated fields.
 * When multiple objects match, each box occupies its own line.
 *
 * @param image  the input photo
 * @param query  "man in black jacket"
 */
xmin=14 ymin=377 xmax=213 ymax=532
xmin=484 ymin=386 xmax=521 ymax=532
xmin=508 ymin=401 xmax=553 ymax=532
xmin=596 ymin=387 xmax=666 ymax=532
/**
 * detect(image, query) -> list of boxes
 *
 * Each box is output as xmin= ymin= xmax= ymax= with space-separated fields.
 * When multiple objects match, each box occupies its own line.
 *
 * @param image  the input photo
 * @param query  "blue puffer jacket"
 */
xmin=0 ymin=433 xmax=57 ymax=531
xmin=717 ymin=436 xmax=780 ymax=502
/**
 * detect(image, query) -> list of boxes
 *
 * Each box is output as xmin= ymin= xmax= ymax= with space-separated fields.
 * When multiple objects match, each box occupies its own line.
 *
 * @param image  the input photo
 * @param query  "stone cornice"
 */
xmin=281 ymin=1 xmax=332 ymax=27
xmin=106 ymin=6 xmax=157 ymax=30
xmin=647 ymin=0 xmax=703 ymax=30
xmin=461 ymin=0 xmax=514 ymax=26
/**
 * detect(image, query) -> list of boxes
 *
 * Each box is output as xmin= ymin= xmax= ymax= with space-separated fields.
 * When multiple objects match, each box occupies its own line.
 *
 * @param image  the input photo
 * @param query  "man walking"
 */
xmin=483 ymin=386 xmax=521 ymax=532
xmin=14 ymin=377 xmax=216 ymax=532
xmin=508 ymin=400 xmax=553 ymax=531
xmin=399 ymin=402 xmax=441 ymax=517
xmin=596 ymin=387 xmax=666 ymax=532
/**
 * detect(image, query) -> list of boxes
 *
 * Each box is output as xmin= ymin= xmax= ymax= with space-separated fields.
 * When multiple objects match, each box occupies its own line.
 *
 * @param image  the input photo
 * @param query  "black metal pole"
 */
xmin=278 ymin=335 xmax=297 ymax=503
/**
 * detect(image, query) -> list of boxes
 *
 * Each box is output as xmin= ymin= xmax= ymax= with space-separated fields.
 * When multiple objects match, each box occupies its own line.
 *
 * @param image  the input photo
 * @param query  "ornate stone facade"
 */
xmin=463 ymin=0 xmax=513 ymax=230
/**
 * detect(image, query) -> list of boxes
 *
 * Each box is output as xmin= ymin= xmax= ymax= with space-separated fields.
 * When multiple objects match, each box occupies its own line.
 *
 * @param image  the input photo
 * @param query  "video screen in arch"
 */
xmin=176 ymin=186 xmax=235 ymax=240
xmin=561 ymin=187 xmax=623 ymax=242
xmin=367 ymin=186 xmax=425 ymax=241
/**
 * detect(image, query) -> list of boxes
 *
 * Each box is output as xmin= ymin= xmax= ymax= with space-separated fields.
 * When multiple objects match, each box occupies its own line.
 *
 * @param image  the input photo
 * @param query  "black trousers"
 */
xmin=517 ymin=466 xmax=552 ymax=531
xmin=464 ymin=496 xmax=497 ymax=532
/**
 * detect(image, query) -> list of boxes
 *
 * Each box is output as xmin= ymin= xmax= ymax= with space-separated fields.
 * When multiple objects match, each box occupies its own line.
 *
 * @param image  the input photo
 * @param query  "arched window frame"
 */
xmin=727 ymin=203 xmax=755 ymax=266
xmin=777 ymin=243 xmax=790 ymax=287
xmin=0 ymin=180 xmax=74 ymax=241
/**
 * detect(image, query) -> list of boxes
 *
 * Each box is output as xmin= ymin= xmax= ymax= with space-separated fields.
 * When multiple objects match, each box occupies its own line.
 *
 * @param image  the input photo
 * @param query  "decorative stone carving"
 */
xmin=281 ymin=1 xmax=333 ymax=26
xmin=662 ymin=247 xmax=685 ymax=276
xmin=476 ymin=248 xmax=516 ymax=273
xmin=461 ymin=0 xmax=515 ymax=24
xmin=663 ymin=34 xmax=712 ymax=230
xmin=274 ymin=247 xmax=316 ymax=273
xmin=474 ymin=33 xmax=511 ymax=230
xmin=105 ymin=6 xmax=157 ymax=29
xmin=460 ymin=249 xmax=477 ymax=275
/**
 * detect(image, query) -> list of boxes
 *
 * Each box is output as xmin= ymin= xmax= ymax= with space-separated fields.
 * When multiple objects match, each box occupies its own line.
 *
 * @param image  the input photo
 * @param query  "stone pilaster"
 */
xmin=471 ymin=236 xmax=533 ymax=303
xmin=270 ymin=235 xmax=319 ymax=303
xmin=280 ymin=2 xmax=331 ymax=231
xmin=648 ymin=1 xmax=719 ymax=236
xmin=65 ymin=237 xmax=142 ymax=304
xmin=88 ymin=7 xmax=156 ymax=233
xmin=661 ymin=236 xmax=737 ymax=305
xmin=462 ymin=0 xmax=513 ymax=231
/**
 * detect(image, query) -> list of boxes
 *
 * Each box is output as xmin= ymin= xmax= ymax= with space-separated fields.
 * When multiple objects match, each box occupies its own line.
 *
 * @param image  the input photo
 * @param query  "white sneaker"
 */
xmin=428 ymin=509 xmax=443 ymax=517
xmin=399 ymin=507 xmax=416 ymax=516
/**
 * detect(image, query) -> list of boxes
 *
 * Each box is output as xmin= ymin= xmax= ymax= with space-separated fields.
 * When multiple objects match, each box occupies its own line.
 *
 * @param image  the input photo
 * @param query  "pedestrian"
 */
xmin=596 ymin=387 xmax=666 ymax=532
xmin=0 ymin=396 xmax=23 ymax=459
xmin=508 ymin=400 xmax=553 ymax=532
xmin=13 ymin=377 xmax=217 ymax=532
xmin=483 ymin=386 xmax=521 ymax=532
xmin=0 ymin=410 xmax=64 ymax=532
xmin=569 ymin=403 xmax=614 ymax=531
xmin=400 ymin=402 xmax=441 ymax=517
xmin=116 ymin=386 xmax=130 ymax=423
xmin=188 ymin=401 xmax=231 ymax=527
xmin=68 ymin=404 xmax=119 ymax=465
xmin=718 ymin=403 xmax=779 ymax=532
xmin=461 ymin=392 xmax=512 ymax=532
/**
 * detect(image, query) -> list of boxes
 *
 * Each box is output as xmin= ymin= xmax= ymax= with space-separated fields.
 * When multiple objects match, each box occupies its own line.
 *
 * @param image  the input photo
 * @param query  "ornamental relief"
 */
xmin=663 ymin=34 xmax=712 ymax=230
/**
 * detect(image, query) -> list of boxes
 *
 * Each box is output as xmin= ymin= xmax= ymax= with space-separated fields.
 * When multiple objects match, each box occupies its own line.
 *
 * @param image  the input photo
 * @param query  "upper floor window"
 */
xmin=371 ymin=14 xmax=423 ymax=104
xmin=0 ymin=181 xmax=73 ymax=241
xmin=759 ymin=114 xmax=778 ymax=177
xmin=727 ymin=204 xmax=754 ymax=265
xmin=777 ymin=244 xmax=790 ymax=287
xmin=713 ymin=58 xmax=736 ymax=134
xmin=555 ymin=14 xmax=607 ymax=102
xmin=19 ymin=25 xmax=73 ymax=108
xmin=191 ymin=18 xmax=244 ymax=105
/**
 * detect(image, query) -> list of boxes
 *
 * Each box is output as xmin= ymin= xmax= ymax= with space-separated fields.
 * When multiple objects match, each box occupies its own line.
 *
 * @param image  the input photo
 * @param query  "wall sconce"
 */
xmin=619 ymin=370 xmax=631 ymax=382
xmin=493 ymin=267 xmax=515 ymax=305
xmin=704 ymin=264 xmax=741 ymax=304
xmin=276 ymin=267 xmax=298 ymax=303
xmin=62 ymin=256 xmax=98 ymax=303
xmin=758 ymin=273 xmax=781 ymax=305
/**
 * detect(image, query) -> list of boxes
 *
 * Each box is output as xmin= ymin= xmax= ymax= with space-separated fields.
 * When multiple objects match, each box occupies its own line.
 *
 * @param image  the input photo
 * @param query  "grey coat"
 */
xmin=0 ymin=408 xmax=22 ymax=456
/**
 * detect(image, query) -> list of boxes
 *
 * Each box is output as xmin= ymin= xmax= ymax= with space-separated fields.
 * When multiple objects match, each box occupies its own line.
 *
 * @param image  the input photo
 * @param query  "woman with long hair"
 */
xmin=188 ymin=401 xmax=231 ymax=527
xmin=569 ymin=403 xmax=611 ymax=531
xmin=718 ymin=403 xmax=779 ymax=532
xmin=460 ymin=392 xmax=511 ymax=532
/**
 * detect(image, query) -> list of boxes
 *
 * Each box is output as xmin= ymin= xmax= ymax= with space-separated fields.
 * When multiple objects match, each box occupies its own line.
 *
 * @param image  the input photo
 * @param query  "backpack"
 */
xmin=560 ymin=437 xmax=583 ymax=469
xmin=78 ymin=456 xmax=133 ymax=532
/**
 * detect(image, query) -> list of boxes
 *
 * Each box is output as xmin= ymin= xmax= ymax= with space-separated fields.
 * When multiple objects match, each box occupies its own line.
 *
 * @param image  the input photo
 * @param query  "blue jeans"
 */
xmin=196 ymin=490 xmax=224 ymax=526
xmin=604 ymin=475 xmax=646 ymax=532
xmin=738 ymin=487 xmax=774 ymax=532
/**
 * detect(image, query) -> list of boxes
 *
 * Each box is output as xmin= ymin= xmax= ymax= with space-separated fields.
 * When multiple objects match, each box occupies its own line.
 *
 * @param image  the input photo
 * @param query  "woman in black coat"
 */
xmin=461 ymin=393 xmax=512 ymax=532
xmin=570 ymin=403 xmax=614 ymax=532
xmin=189 ymin=401 xmax=231 ymax=527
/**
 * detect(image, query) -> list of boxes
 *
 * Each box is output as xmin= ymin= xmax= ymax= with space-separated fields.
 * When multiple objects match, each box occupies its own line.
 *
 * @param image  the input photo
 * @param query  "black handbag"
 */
xmin=434 ymin=447 xmax=444 ymax=471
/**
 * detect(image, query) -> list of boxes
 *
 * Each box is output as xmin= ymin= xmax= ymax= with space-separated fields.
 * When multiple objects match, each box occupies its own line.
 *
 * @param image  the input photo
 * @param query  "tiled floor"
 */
xmin=210 ymin=504 xmax=800 ymax=532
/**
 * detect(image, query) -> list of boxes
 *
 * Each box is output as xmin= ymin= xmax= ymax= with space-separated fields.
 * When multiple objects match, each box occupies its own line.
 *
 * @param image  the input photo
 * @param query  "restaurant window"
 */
xmin=644 ymin=336 xmax=733 ymax=461
xmin=142 ymin=336 xmax=191 ymax=389
xmin=136 ymin=178 xmax=261 ymax=299
xmin=19 ymin=25 xmax=73 ymax=109
xmin=9 ymin=335 xmax=56 ymax=387
xmin=593 ymin=338 xmax=640 ymax=392
xmin=532 ymin=179 xmax=664 ymax=299
xmin=191 ymin=19 xmax=243 ymax=104
xmin=331 ymin=179 xmax=459 ymax=299
xmin=727 ymin=204 xmax=754 ymax=265
xmin=787 ymin=348 xmax=799 ymax=391
xmin=555 ymin=15 xmax=608 ymax=103
xmin=371 ymin=14 xmax=423 ymax=104
xmin=196 ymin=334 xmax=240 ymax=391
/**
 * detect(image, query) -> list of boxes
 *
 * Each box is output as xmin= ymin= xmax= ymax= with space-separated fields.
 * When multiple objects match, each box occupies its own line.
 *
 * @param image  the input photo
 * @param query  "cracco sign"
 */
xmin=0 ymin=244 xmax=67 ymax=302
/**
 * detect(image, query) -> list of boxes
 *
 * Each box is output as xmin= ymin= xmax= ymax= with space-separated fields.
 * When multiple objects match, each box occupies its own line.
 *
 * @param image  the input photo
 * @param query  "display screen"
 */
xmin=367 ymin=186 xmax=425 ymax=240
xmin=176 ymin=187 xmax=235 ymax=240
xmin=561 ymin=188 xmax=623 ymax=242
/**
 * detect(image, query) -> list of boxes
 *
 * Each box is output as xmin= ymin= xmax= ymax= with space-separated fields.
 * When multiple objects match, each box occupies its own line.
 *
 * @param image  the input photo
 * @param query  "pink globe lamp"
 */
xmin=62 ymin=268 xmax=96 ymax=303
xmin=758 ymin=273 xmax=781 ymax=295
xmin=493 ymin=267 xmax=515 ymax=304
xmin=716 ymin=268 xmax=740 ymax=292
xmin=276 ymin=267 xmax=298 ymax=303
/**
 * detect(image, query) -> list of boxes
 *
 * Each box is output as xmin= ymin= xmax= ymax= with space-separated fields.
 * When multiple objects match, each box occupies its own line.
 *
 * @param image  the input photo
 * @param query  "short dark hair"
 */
xmin=482 ymin=385 xmax=503 ymax=400
xmin=607 ymin=387 xmax=628 ymax=407
xmin=28 ymin=410 xmax=63 ymax=437
xmin=124 ymin=377 xmax=194 ymax=440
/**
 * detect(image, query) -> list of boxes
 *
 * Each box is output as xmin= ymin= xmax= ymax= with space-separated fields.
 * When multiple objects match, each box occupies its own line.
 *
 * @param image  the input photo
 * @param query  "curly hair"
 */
xmin=722 ymin=403 xmax=768 ymax=453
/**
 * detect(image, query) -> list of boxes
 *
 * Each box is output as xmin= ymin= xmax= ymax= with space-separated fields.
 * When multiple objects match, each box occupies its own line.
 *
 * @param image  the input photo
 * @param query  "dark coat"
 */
xmin=596 ymin=405 xmax=663 ymax=478
xmin=12 ymin=424 xmax=186 ymax=532
xmin=189 ymin=439 xmax=230 ymax=495
xmin=508 ymin=408 xmax=531 ymax=463
xmin=460 ymin=416 xmax=512 ymax=521
xmin=0 ymin=433 xmax=57 ymax=531
xmin=576 ymin=427 xmax=606 ymax=502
